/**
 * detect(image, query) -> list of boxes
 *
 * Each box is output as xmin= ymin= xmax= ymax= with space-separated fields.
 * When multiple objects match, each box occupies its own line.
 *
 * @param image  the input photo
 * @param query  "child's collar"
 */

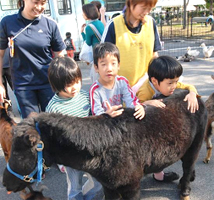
xmin=149 ymin=81 xmax=162 ymax=98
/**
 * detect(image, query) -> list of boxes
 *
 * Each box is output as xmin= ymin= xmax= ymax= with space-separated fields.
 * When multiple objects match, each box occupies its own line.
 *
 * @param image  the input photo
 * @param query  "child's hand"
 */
xmin=183 ymin=91 xmax=199 ymax=113
xmin=134 ymin=104 xmax=145 ymax=120
xmin=105 ymin=101 xmax=124 ymax=117
xmin=143 ymin=99 xmax=166 ymax=108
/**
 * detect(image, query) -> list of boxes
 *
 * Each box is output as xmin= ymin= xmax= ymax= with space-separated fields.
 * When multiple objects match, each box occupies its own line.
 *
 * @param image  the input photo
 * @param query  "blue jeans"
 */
xmin=65 ymin=167 xmax=102 ymax=200
xmin=14 ymin=87 xmax=54 ymax=118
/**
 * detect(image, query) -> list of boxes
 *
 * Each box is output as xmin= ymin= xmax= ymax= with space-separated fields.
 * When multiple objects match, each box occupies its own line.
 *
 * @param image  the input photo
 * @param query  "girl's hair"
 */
xmin=148 ymin=55 xmax=183 ymax=83
xmin=48 ymin=57 xmax=82 ymax=93
xmin=82 ymin=3 xmax=99 ymax=20
xmin=125 ymin=0 xmax=157 ymax=26
xmin=93 ymin=42 xmax=120 ymax=66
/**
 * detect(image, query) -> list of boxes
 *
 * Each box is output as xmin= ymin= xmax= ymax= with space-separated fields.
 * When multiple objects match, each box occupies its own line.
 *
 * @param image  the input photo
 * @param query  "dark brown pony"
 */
xmin=3 ymin=90 xmax=207 ymax=200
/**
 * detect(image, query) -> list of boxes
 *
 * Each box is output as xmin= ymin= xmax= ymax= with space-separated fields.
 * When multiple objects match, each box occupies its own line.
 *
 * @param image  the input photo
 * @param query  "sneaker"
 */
xmin=153 ymin=172 xmax=179 ymax=182
xmin=58 ymin=165 xmax=66 ymax=173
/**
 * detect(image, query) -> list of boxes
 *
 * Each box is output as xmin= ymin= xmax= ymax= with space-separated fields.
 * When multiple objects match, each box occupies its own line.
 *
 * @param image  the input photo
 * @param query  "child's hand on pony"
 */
xmin=105 ymin=101 xmax=145 ymax=120
xmin=134 ymin=104 xmax=145 ymax=120
xmin=183 ymin=91 xmax=199 ymax=113
xmin=105 ymin=101 xmax=124 ymax=117
xmin=143 ymin=99 xmax=166 ymax=108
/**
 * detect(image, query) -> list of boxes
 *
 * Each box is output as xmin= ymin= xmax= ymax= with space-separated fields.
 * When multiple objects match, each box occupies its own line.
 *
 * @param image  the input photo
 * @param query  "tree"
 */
xmin=183 ymin=0 xmax=190 ymax=29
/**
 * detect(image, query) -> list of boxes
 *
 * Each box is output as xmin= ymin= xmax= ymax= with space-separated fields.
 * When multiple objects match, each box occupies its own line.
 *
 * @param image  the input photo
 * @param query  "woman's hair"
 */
xmin=82 ymin=3 xmax=99 ymax=20
xmin=125 ymin=0 xmax=157 ymax=26
xmin=48 ymin=57 xmax=82 ymax=93
xmin=148 ymin=55 xmax=183 ymax=83
xmin=93 ymin=42 xmax=120 ymax=67
xmin=91 ymin=1 xmax=102 ymax=11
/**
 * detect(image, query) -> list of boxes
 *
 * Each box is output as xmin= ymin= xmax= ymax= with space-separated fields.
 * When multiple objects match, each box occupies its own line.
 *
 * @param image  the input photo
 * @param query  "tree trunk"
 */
xmin=211 ymin=23 xmax=214 ymax=31
xmin=210 ymin=0 xmax=213 ymax=13
xmin=210 ymin=0 xmax=214 ymax=31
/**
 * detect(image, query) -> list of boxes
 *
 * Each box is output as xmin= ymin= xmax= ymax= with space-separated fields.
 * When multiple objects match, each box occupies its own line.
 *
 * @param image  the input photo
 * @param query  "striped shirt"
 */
xmin=90 ymin=75 xmax=139 ymax=115
xmin=45 ymin=89 xmax=90 ymax=117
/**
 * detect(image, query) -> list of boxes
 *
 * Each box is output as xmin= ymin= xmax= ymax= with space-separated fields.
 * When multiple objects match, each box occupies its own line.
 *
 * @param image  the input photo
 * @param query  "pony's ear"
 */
xmin=24 ymin=129 xmax=40 ymax=147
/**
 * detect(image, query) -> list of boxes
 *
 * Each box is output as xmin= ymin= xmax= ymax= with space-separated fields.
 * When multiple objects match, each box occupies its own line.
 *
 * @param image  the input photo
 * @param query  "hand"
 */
xmin=0 ymin=83 xmax=6 ymax=103
xmin=81 ymin=24 xmax=86 ymax=33
xmin=133 ymin=104 xmax=145 ymax=120
xmin=143 ymin=99 xmax=166 ymax=108
xmin=105 ymin=101 xmax=124 ymax=117
xmin=100 ymin=7 xmax=106 ymax=15
xmin=183 ymin=91 xmax=199 ymax=113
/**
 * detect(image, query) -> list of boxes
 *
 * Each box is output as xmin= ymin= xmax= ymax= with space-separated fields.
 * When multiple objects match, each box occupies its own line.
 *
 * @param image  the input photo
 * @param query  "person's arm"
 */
xmin=72 ymin=40 xmax=76 ymax=51
xmin=121 ymin=78 xmax=145 ymax=120
xmin=0 ymin=49 xmax=6 ymax=103
xmin=90 ymin=84 xmax=123 ymax=117
xmin=51 ymin=22 xmax=65 ymax=56
xmin=177 ymin=82 xmax=199 ymax=113
xmin=137 ymin=80 xmax=166 ymax=108
xmin=90 ymin=85 xmax=105 ymax=115
xmin=101 ymin=20 xmax=116 ymax=43
xmin=81 ymin=24 xmax=86 ymax=41
xmin=122 ymin=78 xmax=139 ymax=108
xmin=153 ymin=19 xmax=161 ymax=54
xmin=84 ymin=25 xmax=94 ymax=46
xmin=176 ymin=82 xmax=198 ymax=94
xmin=53 ymin=50 xmax=64 ymax=58
xmin=100 ymin=7 xmax=107 ymax=27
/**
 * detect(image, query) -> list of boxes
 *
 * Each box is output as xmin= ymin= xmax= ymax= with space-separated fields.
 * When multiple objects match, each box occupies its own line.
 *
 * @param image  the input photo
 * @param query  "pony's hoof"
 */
xmin=180 ymin=195 xmax=190 ymax=200
xmin=203 ymin=158 xmax=210 ymax=164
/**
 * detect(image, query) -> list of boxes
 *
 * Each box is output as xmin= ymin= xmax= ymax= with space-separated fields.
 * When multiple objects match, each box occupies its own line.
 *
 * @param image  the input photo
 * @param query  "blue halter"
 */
xmin=7 ymin=122 xmax=44 ymax=183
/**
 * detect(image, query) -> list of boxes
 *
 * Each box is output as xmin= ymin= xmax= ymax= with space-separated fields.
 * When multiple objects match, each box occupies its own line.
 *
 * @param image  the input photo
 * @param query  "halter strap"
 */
xmin=6 ymin=122 xmax=44 ymax=183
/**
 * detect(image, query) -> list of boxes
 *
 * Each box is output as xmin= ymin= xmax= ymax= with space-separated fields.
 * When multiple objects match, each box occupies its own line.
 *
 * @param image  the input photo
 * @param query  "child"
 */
xmin=136 ymin=55 xmax=199 ymax=182
xmin=46 ymin=57 xmax=102 ymax=200
xmin=90 ymin=42 xmax=145 ymax=119
xmin=64 ymin=32 xmax=76 ymax=58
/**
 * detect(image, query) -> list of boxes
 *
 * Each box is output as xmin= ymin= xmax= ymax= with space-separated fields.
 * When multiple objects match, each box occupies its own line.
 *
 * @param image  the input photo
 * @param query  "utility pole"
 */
xmin=183 ymin=0 xmax=186 ymax=29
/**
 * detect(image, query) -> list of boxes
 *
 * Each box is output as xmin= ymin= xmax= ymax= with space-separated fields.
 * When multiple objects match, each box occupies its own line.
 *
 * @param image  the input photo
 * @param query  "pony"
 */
xmin=203 ymin=92 xmax=214 ymax=163
xmin=0 ymin=100 xmax=15 ymax=162
xmin=3 ymin=90 xmax=207 ymax=200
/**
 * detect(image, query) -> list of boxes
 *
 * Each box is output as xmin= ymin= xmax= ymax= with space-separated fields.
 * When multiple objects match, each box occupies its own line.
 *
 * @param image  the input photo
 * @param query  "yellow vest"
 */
xmin=137 ymin=79 xmax=198 ymax=103
xmin=114 ymin=15 xmax=154 ymax=87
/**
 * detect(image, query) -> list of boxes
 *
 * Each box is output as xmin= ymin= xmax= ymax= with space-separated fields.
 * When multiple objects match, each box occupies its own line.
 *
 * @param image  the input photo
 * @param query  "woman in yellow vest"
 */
xmin=102 ymin=0 xmax=179 ymax=183
xmin=102 ymin=0 xmax=161 ymax=94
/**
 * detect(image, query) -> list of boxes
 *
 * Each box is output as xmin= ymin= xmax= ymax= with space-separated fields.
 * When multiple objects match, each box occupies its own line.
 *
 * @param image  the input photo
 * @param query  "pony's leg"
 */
xmin=180 ymin=131 xmax=204 ymax=200
xmin=204 ymin=121 xmax=213 ymax=163
xmin=119 ymin=183 xmax=141 ymax=200
xmin=103 ymin=186 xmax=121 ymax=200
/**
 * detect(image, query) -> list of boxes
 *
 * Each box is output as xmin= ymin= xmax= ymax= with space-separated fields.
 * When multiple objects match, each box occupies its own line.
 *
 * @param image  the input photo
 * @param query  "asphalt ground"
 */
xmin=1 ymin=57 xmax=214 ymax=200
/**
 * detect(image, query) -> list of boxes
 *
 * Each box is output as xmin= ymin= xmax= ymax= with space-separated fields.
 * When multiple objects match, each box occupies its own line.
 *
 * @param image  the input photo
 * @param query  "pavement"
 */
xmin=1 ymin=58 xmax=214 ymax=200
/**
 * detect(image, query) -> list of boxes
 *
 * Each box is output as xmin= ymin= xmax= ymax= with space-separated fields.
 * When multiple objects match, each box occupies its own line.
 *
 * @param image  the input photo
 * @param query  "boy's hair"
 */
xmin=48 ymin=57 xmax=82 ymax=93
xmin=148 ymin=55 xmax=183 ymax=83
xmin=66 ymin=32 xmax=71 ymax=37
xmin=82 ymin=3 xmax=99 ymax=20
xmin=93 ymin=42 xmax=120 ymax=66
